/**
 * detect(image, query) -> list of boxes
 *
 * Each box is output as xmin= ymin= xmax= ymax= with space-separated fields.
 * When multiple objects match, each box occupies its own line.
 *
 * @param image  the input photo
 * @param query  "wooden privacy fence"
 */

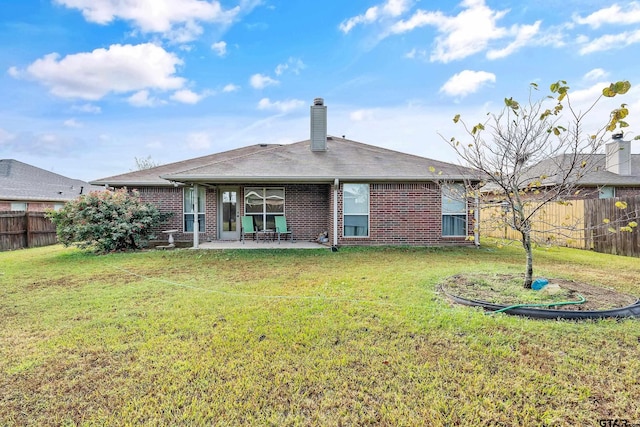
xmin=480 ymin=196 xmax=640 ymax=258
xmin=585 ymin=196 xmax=640 ymax=257
xmin=480 ymin=200 xmax=586 ymax=249
xmin=0 ymin=211 xmax=58 ymax=251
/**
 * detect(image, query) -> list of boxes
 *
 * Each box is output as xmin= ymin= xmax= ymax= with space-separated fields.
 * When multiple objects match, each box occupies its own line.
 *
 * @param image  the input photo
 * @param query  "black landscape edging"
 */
xmin=440 ymin=286 xmax=640 ymax=320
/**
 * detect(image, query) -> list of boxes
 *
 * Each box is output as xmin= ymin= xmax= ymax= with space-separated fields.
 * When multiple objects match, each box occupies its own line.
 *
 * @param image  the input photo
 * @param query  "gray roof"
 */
xmin=523 ymin=153 xmax=640 ymax=187
xmin=0 ymin=159 xmax=103 ymax=202
xmin=92 ymin=137 xmax=478 ymax=186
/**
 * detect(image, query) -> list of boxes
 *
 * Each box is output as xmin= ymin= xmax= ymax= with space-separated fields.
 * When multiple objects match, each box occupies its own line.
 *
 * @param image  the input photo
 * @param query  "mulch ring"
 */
xmin=441 ymin=274 xmax=638 ymax=311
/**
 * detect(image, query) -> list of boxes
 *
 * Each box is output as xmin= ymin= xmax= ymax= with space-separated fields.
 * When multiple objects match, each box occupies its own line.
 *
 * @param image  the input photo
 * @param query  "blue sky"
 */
xmin=1 ymin=0 xmax=639 ymax=181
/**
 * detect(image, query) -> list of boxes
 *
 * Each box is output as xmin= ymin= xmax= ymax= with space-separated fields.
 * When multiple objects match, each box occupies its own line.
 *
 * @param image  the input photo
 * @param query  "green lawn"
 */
xmin=1 ymin=243 xmax=639 ymax=426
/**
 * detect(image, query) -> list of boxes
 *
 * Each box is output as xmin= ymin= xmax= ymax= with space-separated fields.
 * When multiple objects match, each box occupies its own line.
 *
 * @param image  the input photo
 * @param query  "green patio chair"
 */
xmin=241 ymin=216 xmax=257 ymax=243
xmin=275 ymin=216 xmax=293 ymax=243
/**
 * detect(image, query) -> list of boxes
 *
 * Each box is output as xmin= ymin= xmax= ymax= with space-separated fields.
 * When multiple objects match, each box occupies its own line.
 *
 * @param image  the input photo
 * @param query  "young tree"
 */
xmin=47 ymin=188 xmax=170 ymax=253
xmin=445 ymin=81 xmax=634 ymax=288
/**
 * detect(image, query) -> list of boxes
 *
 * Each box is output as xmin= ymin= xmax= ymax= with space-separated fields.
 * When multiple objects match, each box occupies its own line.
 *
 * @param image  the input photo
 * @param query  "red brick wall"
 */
xmin=616 ymin=187 xmax=640 ymax=198
xmin=134 ymin=182 xmax=475 ymax=247
xmin=336 ymin=182 xmax=474 ymax=246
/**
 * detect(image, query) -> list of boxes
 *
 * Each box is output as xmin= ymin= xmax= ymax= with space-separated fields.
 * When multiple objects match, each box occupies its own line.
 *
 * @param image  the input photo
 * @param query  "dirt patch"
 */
xmin=441 ymin=274 xmax=639 ymax=311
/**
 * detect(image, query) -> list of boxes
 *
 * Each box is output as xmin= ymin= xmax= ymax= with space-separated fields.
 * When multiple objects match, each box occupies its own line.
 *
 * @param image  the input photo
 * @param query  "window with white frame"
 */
xmin=599 ymin=186 xmax=615 ymax=199
xmin=442 ymin=183 xmax=467 ymax=237
xmin=244 ymin=187 xmax=285 ymax=231
xmin=343 ymin=183 xmax=369 ymax=237
xmin=11 ymin=202 xmax=27 ymax=211
xmin=184 ymin=187 xmax=205 ymax=232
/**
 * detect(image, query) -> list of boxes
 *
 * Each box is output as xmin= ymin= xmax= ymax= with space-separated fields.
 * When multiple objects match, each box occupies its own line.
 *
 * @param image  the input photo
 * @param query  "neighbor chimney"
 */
xmin=310 ymin=97 xmax=327 ymax=151
xmin=605 ymin=132 xmax=631 ymax=175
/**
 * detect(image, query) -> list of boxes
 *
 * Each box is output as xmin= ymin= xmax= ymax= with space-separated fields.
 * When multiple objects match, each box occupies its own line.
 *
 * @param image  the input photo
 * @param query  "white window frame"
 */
xmin=442 ymin=183 xmax=468 ymax=237
xmin=343 ymin=183 xmax=370 ymax=238
xmin=184 ymin=187 xmax=206 ymax=233
xmin=10 ymin=202 xmax=27 ymax=211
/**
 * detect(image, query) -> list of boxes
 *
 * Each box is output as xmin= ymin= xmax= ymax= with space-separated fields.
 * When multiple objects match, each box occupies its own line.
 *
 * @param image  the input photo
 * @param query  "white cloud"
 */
xmin=404 ymin=48 xmax=427 ymax=59
xmin=0 ymin=128 xmax=15 ymax=145
xmin=171 ymin=89 xmax=208 ymax=104
xmin=7 ymin=66 xmax=20 ymax=78
xmin=250 ymin=73 xmax=279 ymax=89
xmin=127 ymin=90 xmax=165 ymax=107
xmin=350 ymin=109 xmax=377 ymax=121
xmin=211 ymin=41 xmax=227 ymax=56
xmin=339 ymin=0 xmax=411 ymax=33
xmin=487 ymin=21 xmax=541 ymax=59
xmin=54 ymin=0 xmax=242 ymax=42
xmin=18 ymin=43 xmax=185 ymax=100
xmin=186 ymin=131 xmax=212 ymax=150
xmin=573 ymin=3 xmax=640 ymax=29
xmin=257 ymin=98 xmax=304 ymax=113
xmin=275 ymin=57 xmax=305 ymax=76
xmin=584 ymin=68 xmax=609 ymax=81
xmin=578 ymin=28 xmax=640 ymax=54
xmin=387 ymin=0 xmax=541 ymax=63
xmin=440 ymin=70 xmax=496 ymax=97
xmin=64 ymin=118 xmax=82 ymax=128
xmin=72 ymin=103 xmax=102 ymax=114
xmin=222 ymin=83 xmax=239 ymax=92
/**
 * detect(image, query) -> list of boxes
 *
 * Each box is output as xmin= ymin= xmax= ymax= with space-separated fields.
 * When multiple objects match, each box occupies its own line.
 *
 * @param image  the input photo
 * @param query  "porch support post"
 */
xmin=474 ymin=192 xmax=480 ymax=247
xmin=193 ymin=183 xmax=200 ymax=249
xmin=333 ymin=178 xmax=339 ymax=246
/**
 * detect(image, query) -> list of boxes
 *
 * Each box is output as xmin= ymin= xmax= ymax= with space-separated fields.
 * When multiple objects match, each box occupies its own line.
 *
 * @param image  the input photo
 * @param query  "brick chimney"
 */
xmin=605 ymin=132 xmax=631 ymax=175
xmin=310 ymin=98 xmax=327 ymax=152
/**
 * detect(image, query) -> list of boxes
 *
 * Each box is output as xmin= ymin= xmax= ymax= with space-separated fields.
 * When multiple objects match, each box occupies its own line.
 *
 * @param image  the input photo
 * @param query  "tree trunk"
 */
xmin=521 ymin=230 xmax=533 ymax=289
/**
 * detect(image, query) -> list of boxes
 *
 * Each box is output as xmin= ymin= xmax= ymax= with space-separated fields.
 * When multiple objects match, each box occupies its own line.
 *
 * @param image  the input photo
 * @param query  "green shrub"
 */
xmin=47 ymin=188 xmax=171 ymax=253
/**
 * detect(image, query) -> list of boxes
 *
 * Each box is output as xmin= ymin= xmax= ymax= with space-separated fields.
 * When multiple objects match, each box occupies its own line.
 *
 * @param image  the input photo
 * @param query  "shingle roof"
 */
xmin=92 ymin=137 xmax=478 ymax=186
xmin=523 ymin=153 xmax=640 ymax=187
xmin=0 ymin=159 xmax=103 ymax=202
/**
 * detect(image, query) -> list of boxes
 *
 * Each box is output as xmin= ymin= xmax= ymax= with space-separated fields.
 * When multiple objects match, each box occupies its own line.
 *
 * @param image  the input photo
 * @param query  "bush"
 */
xmin=47 ymin=188 xmax=171 ymax=253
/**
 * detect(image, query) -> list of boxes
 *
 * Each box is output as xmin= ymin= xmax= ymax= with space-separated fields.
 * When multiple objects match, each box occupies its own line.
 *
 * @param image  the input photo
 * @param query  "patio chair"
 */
xmin=275 ymin=216 xmax=294 ymax=243
xmin=241 ymin=216 xmax=257 ymax=243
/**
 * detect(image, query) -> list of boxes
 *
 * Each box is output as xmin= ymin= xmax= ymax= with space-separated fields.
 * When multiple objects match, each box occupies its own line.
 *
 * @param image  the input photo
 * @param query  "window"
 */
xmin=343 ymin=183 xmax=369 ymax=237
xmin=244 ymin=187 xmax=284 ymax=231
xmin=184 ymin=187 xmax=205 ymax=232
xmin=599 ymin=186 xmax=615 ymax=199
xmin=11 ymin=202 xmax=27 ymax=211
xmin=442 ymin=183 xmax=467 ymax=237
xmin=53 ymin=203 xmax=64 ymax=211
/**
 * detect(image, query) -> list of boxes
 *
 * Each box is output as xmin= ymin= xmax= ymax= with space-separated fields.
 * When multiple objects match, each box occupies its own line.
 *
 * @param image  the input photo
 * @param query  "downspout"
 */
xmin=192 ymin=183 xmax=200 ymax=249
xmin=474 ymin=193 xmax=480 ymax=247
xmin=333 ymin=178 xmax=339 ymax=248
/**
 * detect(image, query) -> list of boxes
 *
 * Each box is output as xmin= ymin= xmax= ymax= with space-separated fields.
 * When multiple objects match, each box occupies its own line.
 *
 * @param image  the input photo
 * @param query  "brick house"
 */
xmin=533 ymin=134 xmax=640 ymax=199
xmin=0 ymin=159 xmax=102 ymax=212
xmin=91 ymin=99 xmax=480 ymax=248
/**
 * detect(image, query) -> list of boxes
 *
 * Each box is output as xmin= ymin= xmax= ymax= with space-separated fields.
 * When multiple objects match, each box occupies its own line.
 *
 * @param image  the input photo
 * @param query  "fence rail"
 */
xmin=0 ymin=211 xmax=58 ymax=251
xmin=480 ymin=196 xmax=640 ymax=258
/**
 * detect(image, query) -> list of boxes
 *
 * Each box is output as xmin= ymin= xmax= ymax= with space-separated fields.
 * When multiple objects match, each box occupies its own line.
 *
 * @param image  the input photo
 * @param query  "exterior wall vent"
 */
xmin=310 ymin=98 xmax=327 ymax=152
xmin=605 ymin=134 xmax=631 ymax=175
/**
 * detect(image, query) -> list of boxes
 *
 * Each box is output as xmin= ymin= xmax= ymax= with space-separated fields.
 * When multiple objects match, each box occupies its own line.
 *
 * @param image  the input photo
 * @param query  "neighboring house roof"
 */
xmin=523 ymin=153 xmax=640 ymax=187
xmin=0 ymin=159 xmax=102 ymax=202
xmin=91 ymin=137 xmax=479 ymax=186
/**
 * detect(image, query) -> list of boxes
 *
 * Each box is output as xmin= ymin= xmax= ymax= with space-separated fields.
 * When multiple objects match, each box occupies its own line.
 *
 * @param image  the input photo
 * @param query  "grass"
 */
xmin=1 ymin=242 xmax=639 ymax=426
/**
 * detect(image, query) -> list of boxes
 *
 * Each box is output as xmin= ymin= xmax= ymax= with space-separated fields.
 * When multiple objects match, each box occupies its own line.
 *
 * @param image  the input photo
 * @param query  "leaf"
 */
xmin=603 ymin=218 xmax=610 ymax=224
xmin=615 ymin=201 xmax=628 ymax=209
xmin=429 ymin=166 xmax=436 ymax=173
xmin=453 ymin=114 xmax=460 ymax=123
xmin=629 ymin=221 xmax=638 ymax=228
xmin=608 ymin=227 xmax=617 ymax=233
